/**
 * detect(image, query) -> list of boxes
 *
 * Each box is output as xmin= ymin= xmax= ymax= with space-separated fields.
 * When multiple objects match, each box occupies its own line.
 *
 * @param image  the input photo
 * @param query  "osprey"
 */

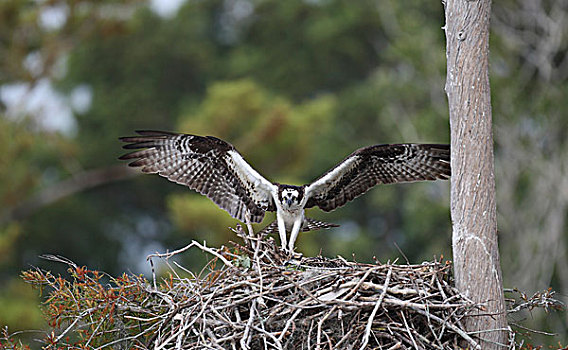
xmin=120 ymin=131 xmax=450 ymax=253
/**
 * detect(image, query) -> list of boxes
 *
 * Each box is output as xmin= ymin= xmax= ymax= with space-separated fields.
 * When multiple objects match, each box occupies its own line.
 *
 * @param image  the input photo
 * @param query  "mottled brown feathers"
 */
xmin=119 ymin=131 xmax=273 ymax=223
xmin=305 ymin=144 xmax=450 ymax=212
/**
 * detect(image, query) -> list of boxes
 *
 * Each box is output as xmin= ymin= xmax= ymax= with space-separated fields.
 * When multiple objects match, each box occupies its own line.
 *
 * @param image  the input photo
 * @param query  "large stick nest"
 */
xmin=16 ymin=227 xmax=565 ymax=349
xmin=142 ymin=229 xmax=483 ymax=350
xmin=19 ymin=226 xmax=566 ymax=349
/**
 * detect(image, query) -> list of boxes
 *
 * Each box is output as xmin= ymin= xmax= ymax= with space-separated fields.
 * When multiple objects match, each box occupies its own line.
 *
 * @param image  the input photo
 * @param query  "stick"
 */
xmin=359 ymin=267 xmax=392 ymax=350
xmin=400 ymin=311 xmax=420 ymax=349
xmin=316 ymin=306 xmax=337 ymax=350
xmin=148 ymin=240 xmax=235 ymax=268
xmin=278 ymin=308 xmax=302 ymax=342
xmin=240 ymin=299 xmax=257 ymax=350
xmin=410 ymin=307 xmax=481 ymax=350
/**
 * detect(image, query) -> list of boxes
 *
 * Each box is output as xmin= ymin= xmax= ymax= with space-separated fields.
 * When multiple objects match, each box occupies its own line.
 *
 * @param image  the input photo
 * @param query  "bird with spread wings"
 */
xmin=120 ymin=131 xmax=450 ymax=253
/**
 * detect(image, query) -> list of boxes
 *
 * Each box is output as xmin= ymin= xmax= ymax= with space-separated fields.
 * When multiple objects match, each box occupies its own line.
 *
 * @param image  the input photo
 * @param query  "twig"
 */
xmin=316 ymin=306 xmax=337 ymax=350
xmin=359 ymin=267 xmax=392 ymax=350
xmin=341 ymin=266 xmax=380 ymax=301
xmin=55 ymin=307 xmax=97 ymax=343
xmin=249 ymin=219 xmax=265 ymax=307
xmin=154 ymin=285 xmax=220 ymax=350
xmin=410 ymin=307 xmax=481 ymax=350
xmin=400 ymin=311 xmax=420 ymax=350
xmin=240 ymin=299 xmax=257 ymax=350
xmin=148 ymin=240 xmax=235 ymax=268
xmin=244 ymin=213 xmax=255 ymax=247
xmin=249 ymin=325 xmax=283 ymax=350
xmin=333 ymin=328 xmax=354 ymax=349
xmin=508 ymin=322 xmax=558 ymax=336
xmin=278 ymin=308 xmax=302 ymax=342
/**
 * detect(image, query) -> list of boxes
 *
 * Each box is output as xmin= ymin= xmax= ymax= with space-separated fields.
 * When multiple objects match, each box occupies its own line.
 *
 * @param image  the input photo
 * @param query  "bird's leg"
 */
xmin=276 ymin=214 xmax=288 ymax=251
xmin=287 ymin=217 xmax=303 ymax=253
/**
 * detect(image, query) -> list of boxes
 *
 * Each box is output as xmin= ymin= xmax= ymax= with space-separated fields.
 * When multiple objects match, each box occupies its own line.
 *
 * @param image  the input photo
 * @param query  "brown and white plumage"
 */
xmin=120 ymin=130 xmax=450 ymax=253
xmin=119 ymin=131 xmax=276 ymax=224
xmin=304 ymin=144 xmax=451 ymax=212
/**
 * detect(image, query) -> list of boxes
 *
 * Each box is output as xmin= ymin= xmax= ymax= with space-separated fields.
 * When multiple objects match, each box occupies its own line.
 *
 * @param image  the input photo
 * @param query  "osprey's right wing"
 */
xmin=119 ymin=131 xmax=277 ymax=223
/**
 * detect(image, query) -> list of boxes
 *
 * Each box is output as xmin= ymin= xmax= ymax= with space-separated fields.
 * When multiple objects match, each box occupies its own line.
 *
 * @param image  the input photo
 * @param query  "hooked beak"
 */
xmin=286 ymin=198 xmax=293 ymax=206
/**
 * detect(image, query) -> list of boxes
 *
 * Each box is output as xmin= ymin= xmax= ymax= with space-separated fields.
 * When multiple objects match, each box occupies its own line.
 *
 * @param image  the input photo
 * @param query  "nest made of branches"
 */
xmin=139 ymin=237 xmax=480 ymax=350
xmin=19 ymin=226 xmax=564 ymax=350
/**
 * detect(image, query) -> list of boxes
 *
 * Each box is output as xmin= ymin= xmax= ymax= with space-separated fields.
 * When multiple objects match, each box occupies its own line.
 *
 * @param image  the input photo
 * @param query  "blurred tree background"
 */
xmin=0 ymin=0 xmax=566 ymax=347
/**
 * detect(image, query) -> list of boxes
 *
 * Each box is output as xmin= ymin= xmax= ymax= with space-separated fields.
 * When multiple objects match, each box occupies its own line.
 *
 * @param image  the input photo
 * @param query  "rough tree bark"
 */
xmin=443 ymin=0 xmax=509 ymax=348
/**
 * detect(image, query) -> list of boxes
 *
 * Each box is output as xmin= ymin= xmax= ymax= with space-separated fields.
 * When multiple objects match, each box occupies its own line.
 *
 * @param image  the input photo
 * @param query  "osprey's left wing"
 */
xmin=304 ymin=144 xmax=450 ymax=212
xmin=119 ymin=131 xmax=277 ymax=223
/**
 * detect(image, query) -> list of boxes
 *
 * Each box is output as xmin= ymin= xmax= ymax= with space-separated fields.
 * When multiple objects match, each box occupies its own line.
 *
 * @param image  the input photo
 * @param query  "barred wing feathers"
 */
xmin=304 ymin=144 xmax=450 ymax=212
xmin=119 ymin=131 xmax=277 ymax=223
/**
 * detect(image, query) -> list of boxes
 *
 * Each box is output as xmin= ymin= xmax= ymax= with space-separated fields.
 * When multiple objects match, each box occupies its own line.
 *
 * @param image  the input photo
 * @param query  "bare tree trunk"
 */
xmin=443 ymin=0 xmax=509 ymax=348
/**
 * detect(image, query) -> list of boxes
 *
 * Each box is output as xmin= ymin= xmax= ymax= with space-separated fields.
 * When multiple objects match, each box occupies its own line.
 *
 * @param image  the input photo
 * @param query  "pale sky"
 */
xmin=150 ymin=0 xmax=187 ymax=17
xmin=1 ymin=0 xmax=188 ymax=136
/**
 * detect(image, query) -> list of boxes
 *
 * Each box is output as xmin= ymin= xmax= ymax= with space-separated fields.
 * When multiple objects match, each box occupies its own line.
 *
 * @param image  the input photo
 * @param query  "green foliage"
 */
xmin=167 ymin=194 xmax=261 ymax=243
xmin=62 ymin=6 xmax=217 ymax=166
xmin=227 ymin=0 xmax=384 ymax=99
xmin=0 ymin=224 xmax=21 ymax=269
xmin=0 ymin=117 xmax=78 ymax=279
xmin=178 ymin=79 xmax=337 ymax=180
xmin=1 ymin=0 xmax=144 ymax=83
xmin=0 ymin=118 xmax=73 ymax=211
xmin=0 ymin=278 xmax=43 ymax=330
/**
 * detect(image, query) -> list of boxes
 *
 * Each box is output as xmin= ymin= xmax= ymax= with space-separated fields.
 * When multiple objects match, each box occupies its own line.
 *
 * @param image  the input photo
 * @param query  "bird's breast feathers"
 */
xmin=277 ymin=206 xmax=305 ymax=230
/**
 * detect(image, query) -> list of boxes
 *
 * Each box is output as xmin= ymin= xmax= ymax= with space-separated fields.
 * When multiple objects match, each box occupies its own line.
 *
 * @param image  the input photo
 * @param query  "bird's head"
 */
xmin=278 ymin=185 xmax=304 ymax=209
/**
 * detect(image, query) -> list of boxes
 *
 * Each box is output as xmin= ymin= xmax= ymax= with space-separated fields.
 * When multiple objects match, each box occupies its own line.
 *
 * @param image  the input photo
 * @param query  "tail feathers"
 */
xmin=258 ymin=218 xmax=339 ymax=235
xmin=258 ymin=221 xmax=279 ymax=234
xmin=304 ymin=218 xmax=340 ymax=231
